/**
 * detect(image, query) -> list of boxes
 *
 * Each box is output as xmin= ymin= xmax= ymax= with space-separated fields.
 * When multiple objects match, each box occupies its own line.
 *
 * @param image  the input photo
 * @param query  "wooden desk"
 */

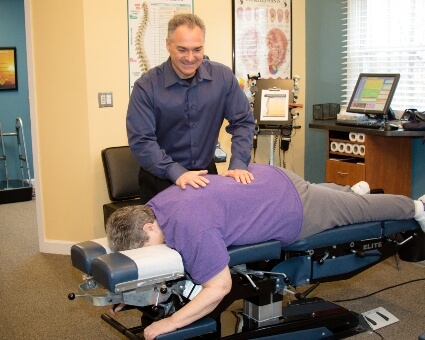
xmin=309 ymin=120 xmax=425 ymax=196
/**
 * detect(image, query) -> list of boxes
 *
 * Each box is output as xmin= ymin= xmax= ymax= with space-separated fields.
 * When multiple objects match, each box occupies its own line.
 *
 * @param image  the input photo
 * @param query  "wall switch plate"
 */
xmin=98 ymin=92 xmax=113 ymax=108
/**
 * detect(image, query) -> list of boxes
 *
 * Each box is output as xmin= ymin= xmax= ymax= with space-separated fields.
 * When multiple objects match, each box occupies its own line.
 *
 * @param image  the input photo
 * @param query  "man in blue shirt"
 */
xmin=127 ymin=13 xmax=255 ymax=203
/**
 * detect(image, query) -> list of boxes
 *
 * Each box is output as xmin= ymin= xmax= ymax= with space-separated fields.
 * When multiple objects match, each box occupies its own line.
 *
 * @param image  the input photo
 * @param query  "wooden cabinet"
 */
xmin=326 ymin=130 xmax=412 ymax=196
xmin=326 ymin=159 xmax=365 ymax=186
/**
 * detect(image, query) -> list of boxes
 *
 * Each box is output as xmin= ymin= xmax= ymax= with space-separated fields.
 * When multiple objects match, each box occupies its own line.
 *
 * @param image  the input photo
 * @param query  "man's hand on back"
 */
xmin=221 ymin=169 xmax=254 ymax=184
xmin=176 ymin=170 xmax=210 ymax=189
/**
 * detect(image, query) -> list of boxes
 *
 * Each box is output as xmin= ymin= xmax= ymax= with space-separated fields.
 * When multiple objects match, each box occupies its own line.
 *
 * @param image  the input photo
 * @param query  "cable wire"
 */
xmin=332 ymin=278 xmax=425 ymax=303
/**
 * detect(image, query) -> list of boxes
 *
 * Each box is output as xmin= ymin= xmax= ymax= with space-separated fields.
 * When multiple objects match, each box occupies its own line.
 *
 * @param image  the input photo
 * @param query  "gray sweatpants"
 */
xmin=280 ymin=168 xmax=416 ymax=240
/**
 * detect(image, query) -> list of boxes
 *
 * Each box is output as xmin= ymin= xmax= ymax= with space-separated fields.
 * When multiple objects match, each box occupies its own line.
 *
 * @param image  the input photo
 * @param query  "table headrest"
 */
xmin=71 ymin=238 xmax=112 ymax=275
xmin=92 ymin=244 xmax=185 ymax=292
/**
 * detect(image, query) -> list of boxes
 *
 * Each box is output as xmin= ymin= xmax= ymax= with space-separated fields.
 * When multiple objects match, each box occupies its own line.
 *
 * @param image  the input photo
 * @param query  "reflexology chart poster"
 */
xmin=232 ymin=0 xmax=292 ymax=93
xmin=128 ymin=0 xmax=193 ymax=93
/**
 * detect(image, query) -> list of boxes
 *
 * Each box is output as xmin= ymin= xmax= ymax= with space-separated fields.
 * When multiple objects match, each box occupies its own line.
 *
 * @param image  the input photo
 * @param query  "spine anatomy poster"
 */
xmin=233 ymin=0 xmax=292 ymax=93
xmin=128 ymin=0 xmax=193 ymax=92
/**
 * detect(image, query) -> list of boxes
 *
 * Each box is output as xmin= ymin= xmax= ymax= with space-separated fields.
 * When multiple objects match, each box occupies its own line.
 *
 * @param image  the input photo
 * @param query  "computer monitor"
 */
xmin=346 ymin=73 xmax=400 ymax=120
xmin=253 ymin=79 xmax=294 ymax=128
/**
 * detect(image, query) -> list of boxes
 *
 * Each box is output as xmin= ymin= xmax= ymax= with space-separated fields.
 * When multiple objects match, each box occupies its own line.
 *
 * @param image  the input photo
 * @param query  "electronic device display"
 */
xmin=253 ymin=79 xmax=294 ymax=127
xmin=346 ymin=73 xmax=400 ymax=119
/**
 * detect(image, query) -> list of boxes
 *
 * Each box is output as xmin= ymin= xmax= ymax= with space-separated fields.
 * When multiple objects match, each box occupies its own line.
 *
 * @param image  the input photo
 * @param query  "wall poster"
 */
xmin=232 ymin=0 xmax=292 ymax=95
xmin=128 ymin=0 xmax=193 ymax=93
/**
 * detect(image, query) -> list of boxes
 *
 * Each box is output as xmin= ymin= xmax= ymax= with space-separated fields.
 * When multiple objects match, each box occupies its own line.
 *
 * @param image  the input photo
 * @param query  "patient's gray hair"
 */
xmin=106 ymin=205 xmax=156 ymax=251
xmin=167 ymin=13 xmax=206 ymax=41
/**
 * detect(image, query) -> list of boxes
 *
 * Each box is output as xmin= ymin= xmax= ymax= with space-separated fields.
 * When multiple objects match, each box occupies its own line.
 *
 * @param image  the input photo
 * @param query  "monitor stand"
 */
xmin=368 ymin=107 xmax=395 ymax=121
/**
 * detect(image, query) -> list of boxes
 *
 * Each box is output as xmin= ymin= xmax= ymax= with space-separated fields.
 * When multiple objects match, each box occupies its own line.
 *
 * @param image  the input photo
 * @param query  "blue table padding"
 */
xmin=227 ymin=240 xmax=282 ymax=266
xmin=272 ymin=255 xmax=312 ymax=286
xmin=283 ymin=222 xmax=383 ymax=251
xmin=382 ymin=219 xmax=418 ymax=236
xmin=92 ymin=253 xmax=138 ymax=292
xmin=71 ymin=241 xmax=108 ymax=275
xmin=156 ymin=317 xmax=216 ymax=340
xmin=272 ymin=250 xmax=380 ymax=287
xmin=312 ymin=250 xmax=380 ymax=280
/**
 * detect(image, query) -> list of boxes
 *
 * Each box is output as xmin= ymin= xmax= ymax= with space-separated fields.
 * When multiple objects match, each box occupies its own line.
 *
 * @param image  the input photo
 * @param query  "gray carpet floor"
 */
xmin=0 ymin=198 xmax=424 ymax=339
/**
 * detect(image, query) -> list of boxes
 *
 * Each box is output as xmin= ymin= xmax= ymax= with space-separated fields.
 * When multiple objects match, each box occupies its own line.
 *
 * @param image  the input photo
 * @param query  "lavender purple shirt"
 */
xmin=147 ymin=164 xmax=303 ymax=284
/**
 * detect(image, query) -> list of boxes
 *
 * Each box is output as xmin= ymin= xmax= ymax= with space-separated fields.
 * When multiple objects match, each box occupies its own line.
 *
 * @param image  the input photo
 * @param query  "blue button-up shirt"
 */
xmin=127 ymin=58 xmax=255 ymax=183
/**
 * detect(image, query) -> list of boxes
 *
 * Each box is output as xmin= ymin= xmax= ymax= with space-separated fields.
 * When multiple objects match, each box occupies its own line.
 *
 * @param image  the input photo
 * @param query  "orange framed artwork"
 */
xmin=0 ymin=47 xmax=18 ymax=91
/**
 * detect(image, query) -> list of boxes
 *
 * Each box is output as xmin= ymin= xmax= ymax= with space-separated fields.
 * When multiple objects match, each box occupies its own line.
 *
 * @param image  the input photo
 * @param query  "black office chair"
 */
xmin=101 ymin=146 xmax=141 ymax=225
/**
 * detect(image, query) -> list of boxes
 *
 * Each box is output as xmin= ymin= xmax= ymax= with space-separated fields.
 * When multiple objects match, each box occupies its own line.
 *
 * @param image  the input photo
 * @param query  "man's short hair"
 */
xmin=106 ymin=205 xmax=155 ymax=251
xmin=168 ymin=13 xmax=206 ymax=40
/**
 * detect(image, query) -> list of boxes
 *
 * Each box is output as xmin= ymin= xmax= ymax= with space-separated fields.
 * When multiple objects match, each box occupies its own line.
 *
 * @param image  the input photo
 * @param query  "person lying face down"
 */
xmin=106 ymin=163 xmax=425 ymax=340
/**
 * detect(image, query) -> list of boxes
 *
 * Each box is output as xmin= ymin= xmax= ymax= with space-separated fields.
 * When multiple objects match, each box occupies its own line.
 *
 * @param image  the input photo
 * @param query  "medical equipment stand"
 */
xmin=253 ymin=110 xmax=302 ymax=167
xmin=0 ymin=117 xmax=33 ymax=204
xmin=249 ymin=75 xmax=303 ymax=167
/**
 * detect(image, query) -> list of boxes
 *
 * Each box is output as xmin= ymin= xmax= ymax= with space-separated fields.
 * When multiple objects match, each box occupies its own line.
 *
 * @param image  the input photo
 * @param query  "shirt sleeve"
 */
xmin=223 ymin=71 xmax=255 ymax=170
xmin=126 ymin=79 xmax=188 ymax=182
xmin=181 ymin=228 xmax=230 ymax=285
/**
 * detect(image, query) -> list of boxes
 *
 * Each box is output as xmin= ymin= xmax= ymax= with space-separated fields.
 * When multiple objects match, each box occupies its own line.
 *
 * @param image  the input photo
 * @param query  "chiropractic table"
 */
xmin=69 ymin=218 xmax=420 ymax=339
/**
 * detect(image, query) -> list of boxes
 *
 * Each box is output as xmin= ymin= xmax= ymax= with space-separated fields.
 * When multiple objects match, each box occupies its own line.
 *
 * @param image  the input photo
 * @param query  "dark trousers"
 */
xmin=138 ymin=160 xmax=218 ymax=204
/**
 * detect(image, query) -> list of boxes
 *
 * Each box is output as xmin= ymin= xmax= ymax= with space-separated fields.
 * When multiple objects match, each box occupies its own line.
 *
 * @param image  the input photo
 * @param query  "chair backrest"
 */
xmin=101 ymin=146 xmax=140 ymax=201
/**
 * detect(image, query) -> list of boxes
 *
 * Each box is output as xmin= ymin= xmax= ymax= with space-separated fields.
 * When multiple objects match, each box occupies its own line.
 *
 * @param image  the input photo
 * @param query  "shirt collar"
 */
xmin=164 ymin=58 xmax=213 ymax=88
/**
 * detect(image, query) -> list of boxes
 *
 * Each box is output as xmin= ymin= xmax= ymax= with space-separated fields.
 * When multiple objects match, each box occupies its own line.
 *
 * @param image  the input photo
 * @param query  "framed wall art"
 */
xmin=0 ymin=47 xmax=18 ymax=91
xmin=232 ymin=1 xmax=292 ymax=94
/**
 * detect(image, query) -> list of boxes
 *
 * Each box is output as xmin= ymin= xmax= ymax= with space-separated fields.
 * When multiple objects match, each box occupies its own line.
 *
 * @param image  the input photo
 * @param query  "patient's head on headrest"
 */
xmin=106 ymin=205 xmax=156 ymax=251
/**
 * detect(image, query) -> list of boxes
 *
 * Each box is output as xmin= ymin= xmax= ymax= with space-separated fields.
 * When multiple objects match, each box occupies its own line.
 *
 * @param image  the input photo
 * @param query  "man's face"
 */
xmin=166 ymin=24 xmax=204 ymax=79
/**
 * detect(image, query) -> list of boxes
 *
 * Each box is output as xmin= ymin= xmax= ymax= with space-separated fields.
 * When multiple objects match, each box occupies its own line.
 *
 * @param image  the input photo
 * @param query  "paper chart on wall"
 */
xmin=233 ymin=0 xmax=292 ymax=95
xmin=128 ymin=0 xmax=193 ymax=93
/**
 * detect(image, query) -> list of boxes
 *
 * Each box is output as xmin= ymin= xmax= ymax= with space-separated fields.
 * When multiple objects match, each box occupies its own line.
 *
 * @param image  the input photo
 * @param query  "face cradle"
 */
xmin=167 ymin=24 xmax=205 ymax=79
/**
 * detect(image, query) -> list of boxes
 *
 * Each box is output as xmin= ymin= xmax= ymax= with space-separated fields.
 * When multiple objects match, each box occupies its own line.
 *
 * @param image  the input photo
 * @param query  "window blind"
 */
xmin=342 ymin=0 xmax=425 ymax=111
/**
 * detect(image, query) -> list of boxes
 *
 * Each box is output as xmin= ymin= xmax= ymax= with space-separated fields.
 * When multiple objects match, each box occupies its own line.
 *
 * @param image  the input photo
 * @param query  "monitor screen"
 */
xmin=253 ymin=79 xmax=294 ymax=127
xmin=346 ymin=73 xmax=400 ymax=118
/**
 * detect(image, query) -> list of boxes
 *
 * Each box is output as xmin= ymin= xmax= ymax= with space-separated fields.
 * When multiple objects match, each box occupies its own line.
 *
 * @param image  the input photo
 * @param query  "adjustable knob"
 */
xmin=319 ymin=252 xmax=329 ymax=264
xmin=351 ymin=249 xmax=379 ymax=258
xmin=68 ymin=293 xmax=85 ymax=300
xmin=356 ymin=250 xmax=366 ymax=258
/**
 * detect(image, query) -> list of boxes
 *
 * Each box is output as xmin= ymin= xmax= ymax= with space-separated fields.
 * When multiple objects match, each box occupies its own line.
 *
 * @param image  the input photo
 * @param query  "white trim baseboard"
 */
xmin=39 ymin=239 xmax=75 ymax=255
